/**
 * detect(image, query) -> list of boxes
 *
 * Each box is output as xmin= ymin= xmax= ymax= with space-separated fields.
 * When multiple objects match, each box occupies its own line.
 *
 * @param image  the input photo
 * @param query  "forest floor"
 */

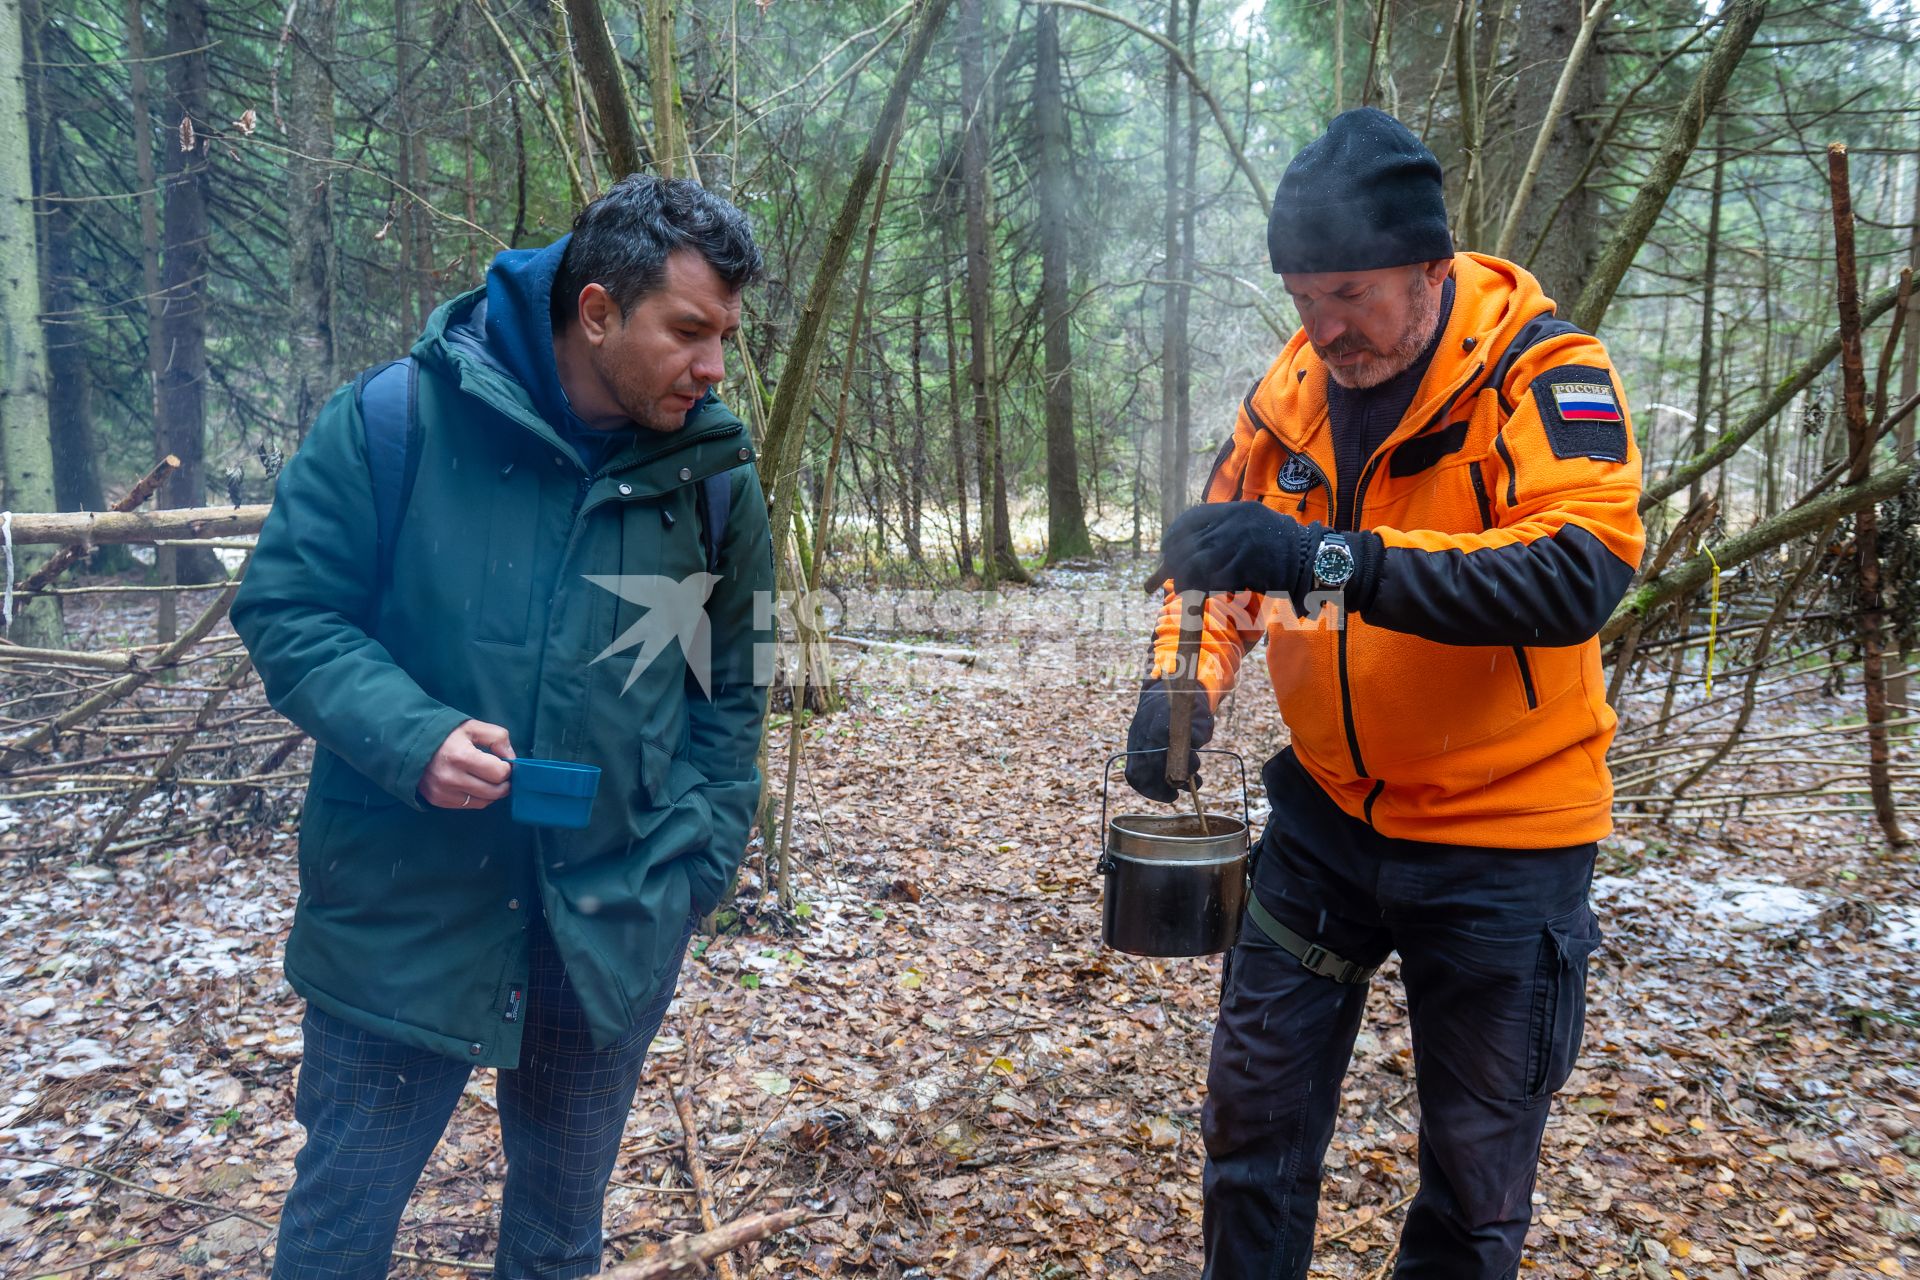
xmin=1 ymin=563 xmax=1918 ymax=1279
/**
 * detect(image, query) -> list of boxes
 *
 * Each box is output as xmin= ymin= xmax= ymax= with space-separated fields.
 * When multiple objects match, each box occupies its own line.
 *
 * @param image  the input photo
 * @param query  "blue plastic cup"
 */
xmin=509 ymin=758 xmax=601 ymax=829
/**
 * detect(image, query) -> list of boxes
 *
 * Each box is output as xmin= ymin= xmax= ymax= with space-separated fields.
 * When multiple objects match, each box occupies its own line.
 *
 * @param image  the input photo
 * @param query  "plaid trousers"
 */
xmin=271 ymin=918 xmax=690 ymax=1280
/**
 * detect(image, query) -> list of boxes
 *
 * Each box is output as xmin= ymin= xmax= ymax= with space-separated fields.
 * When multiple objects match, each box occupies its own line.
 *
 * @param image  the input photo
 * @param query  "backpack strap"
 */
xmin=354 ymin=357 xmax=421 ymax=590
xmin=696 ymin=468 xmax=735 ymax=575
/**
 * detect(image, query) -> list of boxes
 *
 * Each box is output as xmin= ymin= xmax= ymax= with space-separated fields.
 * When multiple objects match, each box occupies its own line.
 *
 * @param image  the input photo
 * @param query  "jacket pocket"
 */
xmin=303 ymin=750 xmax=404 ymax=904
xmin=638 ymin=738 xmax=674 ymax=807
xmin=1512 ymin=645 xmax=1539 ymax=711
xmin=1526 ymin=902 xmax=1603 ymax=1100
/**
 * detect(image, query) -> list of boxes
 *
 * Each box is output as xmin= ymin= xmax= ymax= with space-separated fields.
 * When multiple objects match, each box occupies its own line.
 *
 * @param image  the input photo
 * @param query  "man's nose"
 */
xmin=692 ymin=337 xmax=726 ymax=386
xmin=1306 ymin=313 xmax=1346 ymax=348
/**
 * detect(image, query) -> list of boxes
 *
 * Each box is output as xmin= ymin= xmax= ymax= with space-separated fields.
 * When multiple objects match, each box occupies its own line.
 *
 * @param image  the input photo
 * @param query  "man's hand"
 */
xmin=1124 ymin=680 xmax=1215 ymax=803
xmin=419 ymin=719 xmax=516 ymax=810
xmin=1153 ymin=501 xmax=1310 ymax=596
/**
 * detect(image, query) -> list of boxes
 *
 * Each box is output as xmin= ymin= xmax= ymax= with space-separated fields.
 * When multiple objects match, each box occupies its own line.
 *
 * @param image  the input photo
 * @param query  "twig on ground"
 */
xmin=672 ymin=1085 xmax=739 ymax=1280
xmin=600 ymin=1207 xmax=814 ymax=1280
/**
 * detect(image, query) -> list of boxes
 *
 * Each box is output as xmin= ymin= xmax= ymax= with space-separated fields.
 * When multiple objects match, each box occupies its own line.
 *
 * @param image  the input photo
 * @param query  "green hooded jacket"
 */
xmin=232 ymin=269 xmax=773 ymax=1068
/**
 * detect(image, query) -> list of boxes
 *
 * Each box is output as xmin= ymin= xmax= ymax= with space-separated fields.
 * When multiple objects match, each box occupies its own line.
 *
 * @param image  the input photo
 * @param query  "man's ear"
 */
xmin=1422 ymin=258 xmax=1453 ymax=287
xmin=576 ymin=282 xmax=621 ymax=346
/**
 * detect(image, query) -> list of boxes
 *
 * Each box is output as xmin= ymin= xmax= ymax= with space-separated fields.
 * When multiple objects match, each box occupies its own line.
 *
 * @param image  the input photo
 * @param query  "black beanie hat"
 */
xmin=1267 ymin=107 xmax=1453 ymax=275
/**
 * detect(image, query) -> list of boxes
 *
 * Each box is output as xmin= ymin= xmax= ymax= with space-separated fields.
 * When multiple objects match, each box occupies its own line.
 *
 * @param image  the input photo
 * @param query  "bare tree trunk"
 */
xmin=1687 ymin=121 xmax=1725 ymax=509
xmin=0 ymin=0 xmax=63 ymax=644
xmin=394 ymin=0 xmax=432 ymax=332
xmin=1333 ymin=0 xmax=1345 ymax=110
xmin=158 ymin=0 xmax=224 ymax=586
xmin=27 ymin=6 xmax=109 ymax=522
xmin=1568 ymin=0 xmax=1766 ymax=333
xmin=644 ymin=0 xmax=691 ymax=179
xmin=126 ymin=0 xmax=178 ymax=636
xmin=285 ymin=0 xmax=338 ymax=436
xmin=959 ymin=0 xmax=1025 ymax=584
xmin=565 ymin=0 xmax=646 ymax=178
xmin=1452 ymin=0 xmax=1482 ymax=250
xmin=1827 ymin=143 xmax=1907 ymax=848
xmin=1157 ymin=0 xmax=1181 ymax=532
xmin=1892 ymin=145 xmax=1919 ymax=727
xmin=1036 ymin=4 xmax=1091 ymax=562
xmin=758 ymin=0 xmax=952 ymax=578
xmin=944 ymin=264 xmax=974 ymax=576
xmin=1502 ymin=0 xmax=1603 ymax=308
xmin=906 ymin=290 xmax=925 ymax=561
xmin=815 ymin=122 xmax=903 ymax=582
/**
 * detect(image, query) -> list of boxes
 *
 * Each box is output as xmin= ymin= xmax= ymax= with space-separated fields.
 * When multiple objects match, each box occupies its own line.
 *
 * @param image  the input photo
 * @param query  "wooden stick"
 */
xmin=0 ymin=562 xmax=247 ymax=771
xmin=1166 ymin=590 xmax=1203 ymax=789
xmin=672 ymin=1087 xmax=739 ymax=1280
xmin=90 ymin=655 xmax=254 ymax=861
xmin=827 ymin=633 xmax=980 ymax=665
xmin=0 ymin=506 xmax=268 ymax=545
xmin=14 ymin=455 xmax=180 ymax=596
xmin=1828 ymin=141 xmax=1909 ymax=848
xmin=600 ymin=1207 xmax=813 ymax=1280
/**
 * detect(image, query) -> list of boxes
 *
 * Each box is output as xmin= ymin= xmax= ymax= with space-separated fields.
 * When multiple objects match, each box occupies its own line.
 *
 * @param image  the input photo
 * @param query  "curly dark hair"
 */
xmin=551 ymin=174 xmax=761 ymax=330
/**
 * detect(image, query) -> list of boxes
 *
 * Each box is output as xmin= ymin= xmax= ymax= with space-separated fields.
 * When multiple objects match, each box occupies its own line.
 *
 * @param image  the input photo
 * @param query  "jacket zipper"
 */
xmin=1513 ymin=646 xmax=1538 ymax=710
xmin=1465 ymin=458 xmax=1538 ymax=710
xmin=1335 ymin=361 xmax=1487 ymax=800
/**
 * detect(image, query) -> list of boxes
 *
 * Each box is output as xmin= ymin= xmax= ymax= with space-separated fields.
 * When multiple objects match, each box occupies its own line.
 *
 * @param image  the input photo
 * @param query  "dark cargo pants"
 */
xmin=271 ymin=919 xmax=690 ymax=1280
xmin=1202 ymin=750 xmax=1601 ymax=1280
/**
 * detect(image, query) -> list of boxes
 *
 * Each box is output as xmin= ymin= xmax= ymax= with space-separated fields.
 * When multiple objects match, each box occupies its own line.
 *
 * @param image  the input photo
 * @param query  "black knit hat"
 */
xmin=1267 ymin=107 xmax=1453 ymax=275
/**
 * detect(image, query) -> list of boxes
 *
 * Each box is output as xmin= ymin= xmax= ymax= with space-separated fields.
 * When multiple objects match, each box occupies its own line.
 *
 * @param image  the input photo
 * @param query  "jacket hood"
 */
xmin=412 ymin=236 xmax=746 ymax=476
xmin=478 ymin=233 xmax=572 ymax=430
xmin=1257 ymin=253 xmax=1554 ymax=454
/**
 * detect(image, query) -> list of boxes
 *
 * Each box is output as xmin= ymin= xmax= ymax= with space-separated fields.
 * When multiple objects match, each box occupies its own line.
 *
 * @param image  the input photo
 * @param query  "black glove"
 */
xmin=1124 ymin=678 xmax=1215 ymax=804
xmin=1151 ymin=502 xmax=1383 ymax=613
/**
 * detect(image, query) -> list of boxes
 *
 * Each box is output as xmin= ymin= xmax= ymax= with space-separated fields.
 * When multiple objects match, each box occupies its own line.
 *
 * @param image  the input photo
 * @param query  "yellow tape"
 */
xmin=1703 ymin=543 xmax=1721 ymax=697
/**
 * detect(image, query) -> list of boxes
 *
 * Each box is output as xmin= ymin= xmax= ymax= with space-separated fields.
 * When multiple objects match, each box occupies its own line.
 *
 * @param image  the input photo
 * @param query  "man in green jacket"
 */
xmin=232 ymin=175 xmax=774 ymax=1279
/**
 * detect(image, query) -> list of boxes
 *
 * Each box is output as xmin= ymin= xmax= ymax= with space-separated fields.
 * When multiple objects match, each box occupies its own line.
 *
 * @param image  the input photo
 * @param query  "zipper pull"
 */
xmin=503 ymin=985 xmax=523 ymax=1023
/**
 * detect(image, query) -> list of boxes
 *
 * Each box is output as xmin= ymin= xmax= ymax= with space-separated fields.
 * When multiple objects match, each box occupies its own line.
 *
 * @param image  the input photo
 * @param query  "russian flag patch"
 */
xmin=1529 ymin=364 xmax=1628 ymax=462
xmin=1550 ymin=381 xmax=1622 ymax=423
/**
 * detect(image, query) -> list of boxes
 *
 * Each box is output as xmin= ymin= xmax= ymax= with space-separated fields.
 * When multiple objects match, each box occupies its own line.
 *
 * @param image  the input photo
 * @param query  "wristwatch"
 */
xmin=1312 ymin=531 xmax=1357 ymax=590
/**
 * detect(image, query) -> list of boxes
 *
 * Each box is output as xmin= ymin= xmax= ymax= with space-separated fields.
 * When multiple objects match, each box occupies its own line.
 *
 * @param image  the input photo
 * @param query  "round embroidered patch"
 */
xmin=1277 ymin=455 xmax=1317 ymax=494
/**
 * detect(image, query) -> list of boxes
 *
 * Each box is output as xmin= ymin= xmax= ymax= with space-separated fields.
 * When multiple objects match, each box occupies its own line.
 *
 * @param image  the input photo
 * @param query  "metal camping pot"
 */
xmin=1099 ymin=749 xmax=1251 ymax=957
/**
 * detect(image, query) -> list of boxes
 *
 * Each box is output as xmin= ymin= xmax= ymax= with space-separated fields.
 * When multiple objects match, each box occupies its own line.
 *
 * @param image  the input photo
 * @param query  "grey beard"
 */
xmin=1324 ymin=281 xmax=1444 ymax=390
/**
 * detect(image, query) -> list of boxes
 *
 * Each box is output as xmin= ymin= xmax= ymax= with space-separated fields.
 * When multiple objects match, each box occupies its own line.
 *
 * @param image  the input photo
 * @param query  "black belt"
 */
xmin=1244 ymin=890 xmax=1379 ymax=985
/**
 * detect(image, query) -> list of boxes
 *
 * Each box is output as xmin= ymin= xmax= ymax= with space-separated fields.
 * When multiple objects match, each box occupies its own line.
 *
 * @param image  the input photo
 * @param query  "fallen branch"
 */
xmin=0 ymin=644 xmax=146 ymax=671
xmin=672 ymin=1086 xmax=738 ymax=1280
xmin=600 ymin=1207 xmax=813 ymax=1280
xmin=0 ymin=563 xmax=248 ymax=771
xmin=14 ymin=455 xmax=180 ymax=596
xmin=90 ymin=655 xmax=255 ymax=861
xmin=1601 ymin=460 xmax=1915 ymax=644
xmin=828 ymin=633 xmax=981 ymax=665
xmin=0 ymin=506 xmax=267 ymax=545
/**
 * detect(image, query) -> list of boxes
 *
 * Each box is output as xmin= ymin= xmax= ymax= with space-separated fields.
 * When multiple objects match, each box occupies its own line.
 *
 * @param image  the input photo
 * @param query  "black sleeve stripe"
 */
xmin=1366 ymin=523 xmax=1636 ymax=648
xmin=1494 ymin=433 xmax=1519 ymax=508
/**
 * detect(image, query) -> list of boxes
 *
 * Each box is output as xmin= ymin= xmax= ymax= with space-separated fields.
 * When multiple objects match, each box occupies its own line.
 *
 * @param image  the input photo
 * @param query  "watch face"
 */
xmin=1314 ymin=541 xmax=1356 ymax=586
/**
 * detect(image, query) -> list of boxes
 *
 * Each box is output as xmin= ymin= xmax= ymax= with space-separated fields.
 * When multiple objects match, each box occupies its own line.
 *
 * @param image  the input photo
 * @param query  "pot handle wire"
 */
xmin=1100 ymin=748 xmax=1251 ymax=874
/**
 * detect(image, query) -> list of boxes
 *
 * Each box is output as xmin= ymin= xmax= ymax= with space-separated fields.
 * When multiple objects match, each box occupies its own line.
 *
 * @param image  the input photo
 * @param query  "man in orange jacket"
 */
xmin=1127 ymin=108 xmax=1644 ymax=1277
